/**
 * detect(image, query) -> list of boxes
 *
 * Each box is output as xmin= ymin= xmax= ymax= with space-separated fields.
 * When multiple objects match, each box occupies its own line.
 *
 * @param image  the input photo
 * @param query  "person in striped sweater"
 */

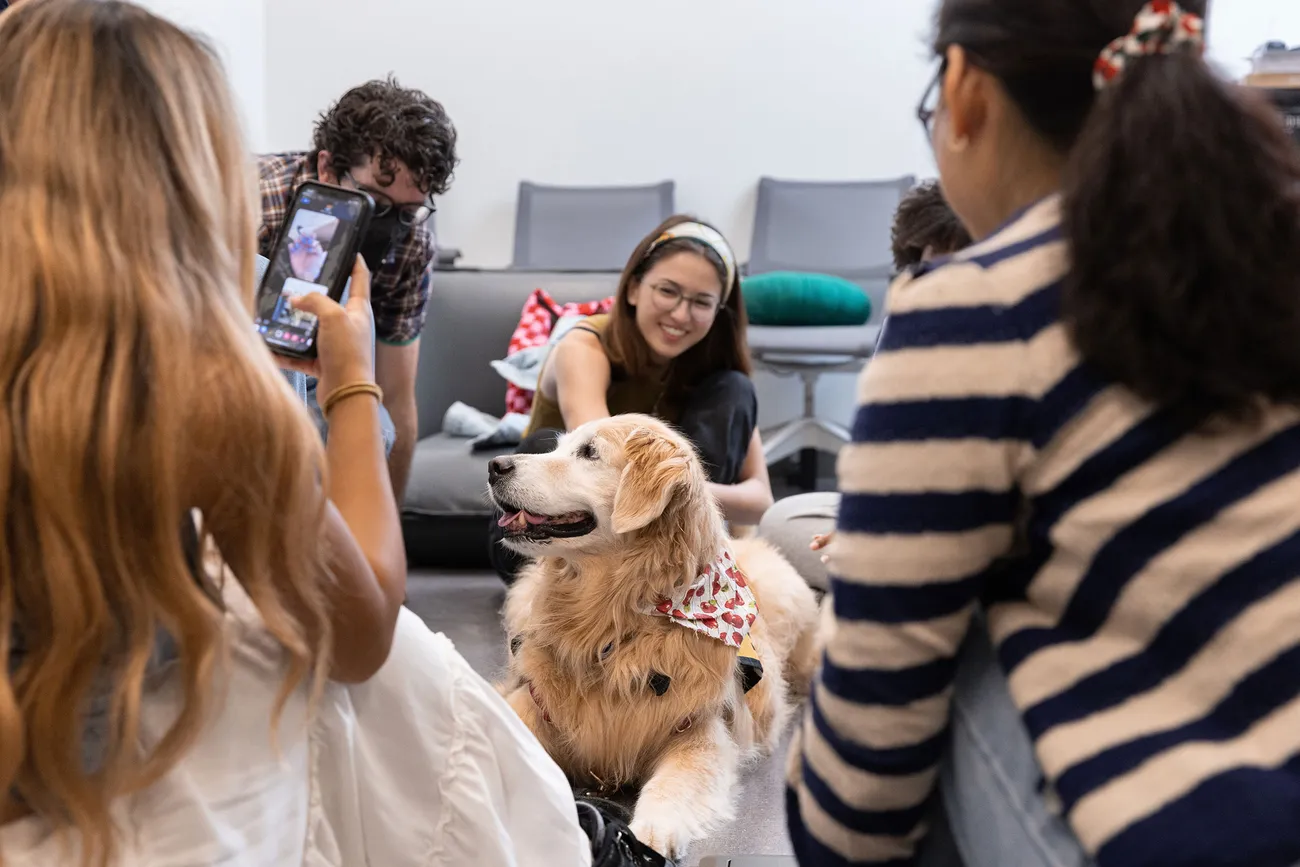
xmin=786 ymin=2 xmax=1300 ymax=866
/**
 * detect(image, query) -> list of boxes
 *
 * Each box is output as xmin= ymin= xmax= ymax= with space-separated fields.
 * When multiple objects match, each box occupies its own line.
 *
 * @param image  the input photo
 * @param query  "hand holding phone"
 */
xmin=278 ymin=254 xmax=376 ymax=401
xmin=254 ymin=181 xmax=374 ymax=360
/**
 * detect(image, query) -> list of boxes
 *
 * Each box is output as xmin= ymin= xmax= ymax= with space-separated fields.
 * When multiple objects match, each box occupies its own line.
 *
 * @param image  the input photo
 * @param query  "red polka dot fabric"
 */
xmin=504 ymin=289 xmax=614 ymax=416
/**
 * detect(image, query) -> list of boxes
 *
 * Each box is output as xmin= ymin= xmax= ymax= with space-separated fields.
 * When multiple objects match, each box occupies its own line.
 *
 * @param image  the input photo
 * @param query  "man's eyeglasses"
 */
xmin=917 ymin=59 xmax=947 ymax=142
xmin=343 ymin=172 xmax=436 ymax=228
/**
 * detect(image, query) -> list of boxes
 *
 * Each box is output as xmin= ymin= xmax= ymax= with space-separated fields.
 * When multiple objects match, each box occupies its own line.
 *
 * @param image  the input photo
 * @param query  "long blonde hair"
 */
xmin=0 ymin=2 xmax=333 ymax=863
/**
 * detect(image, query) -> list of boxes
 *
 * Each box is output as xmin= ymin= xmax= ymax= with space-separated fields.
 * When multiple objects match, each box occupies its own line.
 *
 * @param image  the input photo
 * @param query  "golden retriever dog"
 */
xmin=488 ymin=414 xmax=820 ymax=860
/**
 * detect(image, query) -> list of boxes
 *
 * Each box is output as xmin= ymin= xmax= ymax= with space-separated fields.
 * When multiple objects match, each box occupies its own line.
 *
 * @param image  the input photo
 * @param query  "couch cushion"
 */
xmin=404 ymin=432 xmax=511 ymax=516
xmin=416 ymin=270 xmax=622 ymax=439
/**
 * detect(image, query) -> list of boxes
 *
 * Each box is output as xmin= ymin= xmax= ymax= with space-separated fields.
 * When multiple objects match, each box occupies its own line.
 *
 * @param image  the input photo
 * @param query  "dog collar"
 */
xmin=646 ymin=548 xmax=757 ymax=648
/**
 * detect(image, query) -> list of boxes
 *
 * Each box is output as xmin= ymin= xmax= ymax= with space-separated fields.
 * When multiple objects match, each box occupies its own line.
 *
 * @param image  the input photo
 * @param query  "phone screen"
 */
xmin=255 ymin=184 xmax=368 ymax=354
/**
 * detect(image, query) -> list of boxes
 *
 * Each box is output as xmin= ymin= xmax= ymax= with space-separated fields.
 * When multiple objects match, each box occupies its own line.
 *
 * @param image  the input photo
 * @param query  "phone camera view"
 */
xmin=255 ymin=188 xmax=363 ymax=353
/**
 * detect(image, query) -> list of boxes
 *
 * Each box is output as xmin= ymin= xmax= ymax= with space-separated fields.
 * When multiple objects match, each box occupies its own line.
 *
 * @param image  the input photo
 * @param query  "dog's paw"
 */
xmin=629 ymin=802 xmax=695 ymax=862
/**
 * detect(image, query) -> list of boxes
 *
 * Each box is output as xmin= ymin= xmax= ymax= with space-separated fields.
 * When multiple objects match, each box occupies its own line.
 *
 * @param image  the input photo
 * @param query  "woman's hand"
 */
xmin=278 ymin=255 xmax=375 ymax=398
xmin=811 ymin=531 xmax=834 ymax=565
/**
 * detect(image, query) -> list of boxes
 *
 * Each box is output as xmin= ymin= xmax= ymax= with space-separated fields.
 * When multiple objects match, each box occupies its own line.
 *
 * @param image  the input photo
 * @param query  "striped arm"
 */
xmin=786 ymin=251 xmax=1059 ymax=865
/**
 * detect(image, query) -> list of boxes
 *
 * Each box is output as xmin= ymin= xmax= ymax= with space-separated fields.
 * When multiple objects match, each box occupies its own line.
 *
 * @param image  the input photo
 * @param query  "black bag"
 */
xmin=576 ymin=797 xmax=678 ymax=867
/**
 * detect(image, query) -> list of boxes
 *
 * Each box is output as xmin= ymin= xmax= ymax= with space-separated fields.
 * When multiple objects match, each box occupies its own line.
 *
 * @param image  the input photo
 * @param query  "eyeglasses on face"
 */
xmin=649 ymin=284 xmax=721 ymax=321
xmin=343 ymin=172 xmax=436 ymax=228
xmin=917 ymin=58 xmax=948 ymax=141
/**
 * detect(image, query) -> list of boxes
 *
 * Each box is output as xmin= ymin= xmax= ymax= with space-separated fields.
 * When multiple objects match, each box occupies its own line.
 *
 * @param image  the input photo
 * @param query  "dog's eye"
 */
xmin=577 ymin=441 xmax=599 ymax=461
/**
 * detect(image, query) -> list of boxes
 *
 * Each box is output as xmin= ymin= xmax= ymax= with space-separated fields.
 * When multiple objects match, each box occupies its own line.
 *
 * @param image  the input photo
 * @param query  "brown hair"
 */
xmin=890 ymin=180 xmax=972 ymax=271
xmin=0 ymin=2 xmax=332 ymax=863
xmin=603 ymin=216 xmax=752 ymax=403
xmin=936 ymin=0 xmax=1300 ymax=422
xmin=313 ymin=75 xmax=458 ymax=196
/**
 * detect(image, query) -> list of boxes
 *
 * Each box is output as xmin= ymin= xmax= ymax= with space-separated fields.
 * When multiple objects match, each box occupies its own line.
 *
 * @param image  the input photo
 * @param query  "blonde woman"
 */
xmin=0 ymin=3 xmax=589 ymax=866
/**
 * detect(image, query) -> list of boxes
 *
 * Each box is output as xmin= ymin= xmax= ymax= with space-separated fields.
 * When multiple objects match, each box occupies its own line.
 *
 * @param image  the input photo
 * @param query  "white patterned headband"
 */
xmin=1094 ymin=1 xmax=1206 ymax=91
xmin=646 ymin=222 xmax=738 ymax=301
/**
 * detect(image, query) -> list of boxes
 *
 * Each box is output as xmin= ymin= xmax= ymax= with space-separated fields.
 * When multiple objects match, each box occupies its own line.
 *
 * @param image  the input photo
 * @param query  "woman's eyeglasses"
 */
xmin=343 ymin=172 xmax=436 ymax=228
xmin=650 ymin=284 xmax=720 ymax=322
xmin=917 ymin=59 xmax=947 ymax=141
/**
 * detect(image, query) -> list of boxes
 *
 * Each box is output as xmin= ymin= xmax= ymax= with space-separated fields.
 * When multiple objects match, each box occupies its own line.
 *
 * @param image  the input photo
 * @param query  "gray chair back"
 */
xmin=748 ymin=176 xmax=916 ymax=279
xmin=511 ymin=181 xmax=675 ymax=271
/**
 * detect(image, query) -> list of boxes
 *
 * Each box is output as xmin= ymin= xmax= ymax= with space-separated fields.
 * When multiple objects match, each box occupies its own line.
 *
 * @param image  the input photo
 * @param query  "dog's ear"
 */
xmin=611 ymin=426 xmax=691 ymax=534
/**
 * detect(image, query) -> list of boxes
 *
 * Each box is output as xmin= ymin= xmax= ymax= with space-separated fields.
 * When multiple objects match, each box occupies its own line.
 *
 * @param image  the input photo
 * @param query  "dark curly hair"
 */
xmin=936 ymin=0 xmax=1300 ymax=423
xmin=312 ymin=75 xmax=458 ymax=196
xmin=891 ymin=180 xmax=972 ymax=271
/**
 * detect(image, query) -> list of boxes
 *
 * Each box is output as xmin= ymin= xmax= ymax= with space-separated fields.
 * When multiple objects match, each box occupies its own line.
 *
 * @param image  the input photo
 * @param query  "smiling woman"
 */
xmin=487 ymin=216 xmax=775 ymax=585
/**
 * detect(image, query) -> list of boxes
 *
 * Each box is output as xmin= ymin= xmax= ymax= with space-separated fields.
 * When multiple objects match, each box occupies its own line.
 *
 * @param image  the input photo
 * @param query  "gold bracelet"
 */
xmin=321 ymin=381 xmax=384 ymax=417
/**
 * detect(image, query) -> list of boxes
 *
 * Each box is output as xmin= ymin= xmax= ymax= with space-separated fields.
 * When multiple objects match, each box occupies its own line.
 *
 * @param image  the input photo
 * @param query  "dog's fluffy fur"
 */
xmin=490 ymin=415 xmax=820 ymax=860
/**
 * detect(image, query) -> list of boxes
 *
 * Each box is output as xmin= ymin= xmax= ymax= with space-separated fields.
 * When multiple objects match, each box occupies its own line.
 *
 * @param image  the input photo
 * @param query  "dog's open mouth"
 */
xmin=496 ymin=504 xmax=597 ymax=540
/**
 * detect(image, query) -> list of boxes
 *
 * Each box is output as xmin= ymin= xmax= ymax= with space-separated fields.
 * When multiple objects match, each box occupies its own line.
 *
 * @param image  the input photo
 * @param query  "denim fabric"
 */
xmin=941 ymin=617 xmax=1095 ymax=867
xmin=272 ymin=263 xmax=397 ymax=457
xmin=305 ymin=374 xmax=397 ymax=458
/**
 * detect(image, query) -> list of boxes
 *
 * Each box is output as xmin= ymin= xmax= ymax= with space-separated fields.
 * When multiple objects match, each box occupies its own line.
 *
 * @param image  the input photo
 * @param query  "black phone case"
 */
xmin=259 ymin=180 xmax=374 ymax=360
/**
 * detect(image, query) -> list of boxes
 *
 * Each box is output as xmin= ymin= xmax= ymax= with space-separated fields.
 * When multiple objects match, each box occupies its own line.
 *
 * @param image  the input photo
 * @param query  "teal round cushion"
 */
xmin=741 ymin=271 xmax=872 ymax=327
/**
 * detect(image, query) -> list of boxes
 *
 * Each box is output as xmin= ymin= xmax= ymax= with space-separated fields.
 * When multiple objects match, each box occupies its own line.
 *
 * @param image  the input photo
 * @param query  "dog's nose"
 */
xmin=488 ymin=456 xmax=515 ymax=484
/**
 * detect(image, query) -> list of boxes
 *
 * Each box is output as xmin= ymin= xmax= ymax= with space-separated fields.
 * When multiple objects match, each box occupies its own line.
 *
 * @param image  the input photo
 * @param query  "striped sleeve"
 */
xmin=786 ymin=259 xmax=1050 ymax=865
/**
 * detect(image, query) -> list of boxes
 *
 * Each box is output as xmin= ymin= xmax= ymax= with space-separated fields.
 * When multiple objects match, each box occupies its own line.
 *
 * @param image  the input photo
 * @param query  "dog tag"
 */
xmin=648 ymin=671 xmax=672 ymax=696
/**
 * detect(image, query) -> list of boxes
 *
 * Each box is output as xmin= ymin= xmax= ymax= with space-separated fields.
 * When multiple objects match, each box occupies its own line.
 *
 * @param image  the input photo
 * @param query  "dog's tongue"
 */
xmin=497 ymin=510 xmax=549 ymax=527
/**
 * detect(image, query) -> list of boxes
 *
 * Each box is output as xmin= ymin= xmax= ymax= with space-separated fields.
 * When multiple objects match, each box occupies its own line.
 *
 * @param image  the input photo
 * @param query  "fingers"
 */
xmin=346 ymin=254 xmax=371 ymax=307
xmin=288 ymin=290 xmax=335 ymax=318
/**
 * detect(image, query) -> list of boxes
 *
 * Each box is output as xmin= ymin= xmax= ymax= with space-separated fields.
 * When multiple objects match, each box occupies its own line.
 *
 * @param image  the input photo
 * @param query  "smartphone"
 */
xmin=254 ymin=181 xmax=373 ymax=359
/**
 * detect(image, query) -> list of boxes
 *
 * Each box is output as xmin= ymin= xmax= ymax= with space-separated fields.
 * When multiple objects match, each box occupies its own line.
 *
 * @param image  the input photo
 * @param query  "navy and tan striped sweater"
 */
xmin=786 ymin=195 xmax=1300 ymax=867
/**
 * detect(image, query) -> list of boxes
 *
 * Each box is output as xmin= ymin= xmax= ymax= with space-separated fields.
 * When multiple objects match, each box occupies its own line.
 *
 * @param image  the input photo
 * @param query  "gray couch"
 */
xmin=403 ymin=269 xmax=622 ymax=567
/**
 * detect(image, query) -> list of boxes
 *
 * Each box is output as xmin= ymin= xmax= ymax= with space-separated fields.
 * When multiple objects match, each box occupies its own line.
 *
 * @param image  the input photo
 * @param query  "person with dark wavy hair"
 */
xmin=890 ymin=179 xmax=973 ymax=274
xmin=788 ymin=2 xmax=1300 ymax=867
xmin=259 ymin=77 xmax=459 ymax=501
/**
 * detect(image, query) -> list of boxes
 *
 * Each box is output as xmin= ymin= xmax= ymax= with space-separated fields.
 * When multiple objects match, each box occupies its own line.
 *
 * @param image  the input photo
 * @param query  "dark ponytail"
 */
xmin=937 ymin=0 xmax=1300 ymax=422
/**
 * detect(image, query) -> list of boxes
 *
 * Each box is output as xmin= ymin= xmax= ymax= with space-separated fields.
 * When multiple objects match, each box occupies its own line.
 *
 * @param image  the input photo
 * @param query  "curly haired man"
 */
xmin=259 ymin=77 xmax=458 ymax=501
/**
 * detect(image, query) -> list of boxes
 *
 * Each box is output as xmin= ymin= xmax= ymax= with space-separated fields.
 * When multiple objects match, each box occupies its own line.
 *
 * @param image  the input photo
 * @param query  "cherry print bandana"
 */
xmin=646 ymin=548 xmax=758 ymax=648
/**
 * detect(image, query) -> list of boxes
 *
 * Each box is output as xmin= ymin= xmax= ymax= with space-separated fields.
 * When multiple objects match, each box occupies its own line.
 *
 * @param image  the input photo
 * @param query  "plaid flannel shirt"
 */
xmin=257 ymin=152 xmax=435 ymax=345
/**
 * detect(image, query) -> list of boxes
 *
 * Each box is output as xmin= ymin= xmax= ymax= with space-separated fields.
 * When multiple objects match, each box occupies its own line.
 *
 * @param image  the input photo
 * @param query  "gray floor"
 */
xmin=406 ymin=570 xmax=797 ymax=867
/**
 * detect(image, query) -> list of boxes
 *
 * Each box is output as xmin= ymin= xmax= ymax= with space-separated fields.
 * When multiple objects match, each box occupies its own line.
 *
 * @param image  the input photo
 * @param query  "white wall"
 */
xmin=260 ymin=0 xmax=1300 ymax=268
xmin=134 ymin=0 xmax=268 ymax=149
xmin=259 ymin=0 xmax=1299 ymax=429
xmin=265 ymin=0 xmax=939 ymax=268
xmin=1209 ymin=0 xmax=1300 ymax=80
